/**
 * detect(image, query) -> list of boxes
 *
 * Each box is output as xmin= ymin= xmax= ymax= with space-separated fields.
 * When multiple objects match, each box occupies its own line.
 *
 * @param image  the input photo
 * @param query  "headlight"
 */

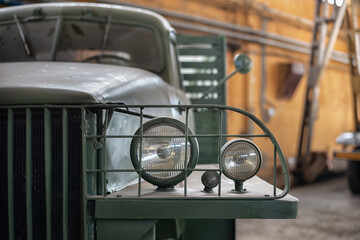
xmin=220 ymin=138 xmax=262 ymax=191
xmin=130 ymin=117 xmax=199 ymax=189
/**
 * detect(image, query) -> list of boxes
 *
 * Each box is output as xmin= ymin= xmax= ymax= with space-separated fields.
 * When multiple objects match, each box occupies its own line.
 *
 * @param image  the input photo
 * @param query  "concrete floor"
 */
xmin=236 ymin=176 xmax=360 ymax=240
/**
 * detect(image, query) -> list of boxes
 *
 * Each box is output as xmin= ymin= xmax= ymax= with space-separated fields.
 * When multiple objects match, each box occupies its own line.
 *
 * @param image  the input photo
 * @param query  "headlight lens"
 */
xmin=130 ymin=117 xmax=198 ymax=188
xmin=141 ymin=124 xmax=189 ymax=179
xmin=221 ymin=139 xmax=262 ymax=181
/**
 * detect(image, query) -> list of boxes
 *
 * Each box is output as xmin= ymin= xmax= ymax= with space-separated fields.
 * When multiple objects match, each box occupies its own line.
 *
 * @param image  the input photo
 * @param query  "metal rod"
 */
xmin=102 ymin=109 xmax=109 ymax=196
xmin=114 ymin=108 xmax=155 ymax=119
xmin=138 ymin=108 xmax=144 ymax=197
xmin=218 ymin=109 xmax=224 ymax=197
xmin=195 ymin=70 xmax=237 ymax=103
xmin=81 ymin=107 xmax=89 ymax=240
xmin=13 ymin=14 xmax=30 ymax=55
xmin=273 ymin=145 xmax=277 ymax=196
xmin=44 ymin=108 xmax=52 ymax=240
xmin=318 ymin=3 xmax=330 ymax=65
xmin=50 ymin=17 xmax=63 ymax=61
xmin=98 ymin=0 xmax=312 ymax=47
xmin=26 ymin=108 xmax=33 ymax=240
xmin=85 ymin=134 xmax=269 ymax=139
xmin=260 ymin=17 xmax=269 ymax=122
xmin=170 ymin=19 xmax=348 ymax=64
xmin=351 ymin=0 xmax=360 ymax=75
xmin=100 ymin=14 xmax=111 ymax=59
xmin=7 ymin=108 xmax=15 ymax=240
xmin=184 ymin=108 xmax=189 ymax=196
xmin=62 ymin=108 xmax=68 ymax=240
xmin=317 ymin=1 xmax=348 ymax=80
xmin=86 ymin=168 xmax=216 ymax=173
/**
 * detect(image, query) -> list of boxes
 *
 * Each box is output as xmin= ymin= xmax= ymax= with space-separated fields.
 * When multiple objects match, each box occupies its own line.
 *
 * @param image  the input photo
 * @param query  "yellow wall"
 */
xmin=105 ymin=0 xmax=353 ymax=179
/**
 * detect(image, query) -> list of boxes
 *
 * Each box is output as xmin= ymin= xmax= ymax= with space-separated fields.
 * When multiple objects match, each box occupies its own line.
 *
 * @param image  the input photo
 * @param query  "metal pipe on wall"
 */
xmin=96 ymin=0 xmax=348 ymax=64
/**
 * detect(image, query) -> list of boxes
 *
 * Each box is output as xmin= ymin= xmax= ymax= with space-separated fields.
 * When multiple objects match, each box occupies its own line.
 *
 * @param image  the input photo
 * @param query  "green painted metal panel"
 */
xmin=177 ymin=36 xmax=220 ymax=44
xmin=182 ymin=74 xmax=221 ymax=81
xmin=178 ymin=48 xmax=220 ymax=55
xmin=96 ymin=220 xmax=157 ymax=240
xmin=178 ymin=35 xmax=227 ymax=164
xmin=156 ymin=219 xmax=185 ymax=239
xmin=95 ymin=198 xmax=298 ymax=219
xmin=141 ymin=226 xmax=156 ymax=240
xmin=180 ymin=61 xmax=219 ymax=68
xmin=183 ymin=219 xmax=235 ymax=240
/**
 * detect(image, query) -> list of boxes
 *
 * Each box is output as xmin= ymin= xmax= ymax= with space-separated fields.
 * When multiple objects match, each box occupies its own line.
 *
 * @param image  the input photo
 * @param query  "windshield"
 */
xmin=0 ymin=17 xmax=164 ymax=72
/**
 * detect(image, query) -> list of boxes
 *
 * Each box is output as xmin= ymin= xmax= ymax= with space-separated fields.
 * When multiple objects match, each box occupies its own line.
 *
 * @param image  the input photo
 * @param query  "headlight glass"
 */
xmin=221 ymin=139 xmax=262 ymax=181
xmin=130 ymin=117 xmax=198 ymax=188
xmin=140 ymin=124 xmax=190 ymax=180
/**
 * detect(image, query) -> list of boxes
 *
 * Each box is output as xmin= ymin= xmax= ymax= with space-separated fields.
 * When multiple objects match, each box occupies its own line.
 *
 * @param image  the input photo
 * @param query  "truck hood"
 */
xmin=0 ymin=62 xmax=167 ymax=104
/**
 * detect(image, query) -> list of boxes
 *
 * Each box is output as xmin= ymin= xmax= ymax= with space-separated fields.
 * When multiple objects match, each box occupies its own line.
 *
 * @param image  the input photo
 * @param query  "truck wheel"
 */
xmin=347 ymin=160 xmax=360 ymax=195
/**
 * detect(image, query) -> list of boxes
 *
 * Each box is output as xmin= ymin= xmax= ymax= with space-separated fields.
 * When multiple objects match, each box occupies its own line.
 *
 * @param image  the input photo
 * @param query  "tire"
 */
xmin=347 ymin=160 xmax=360 ymax=195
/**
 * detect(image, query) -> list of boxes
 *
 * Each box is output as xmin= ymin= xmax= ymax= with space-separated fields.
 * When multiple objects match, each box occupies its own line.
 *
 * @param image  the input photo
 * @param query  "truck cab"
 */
xmin=0 ymin=2 xmax=298 ymax=240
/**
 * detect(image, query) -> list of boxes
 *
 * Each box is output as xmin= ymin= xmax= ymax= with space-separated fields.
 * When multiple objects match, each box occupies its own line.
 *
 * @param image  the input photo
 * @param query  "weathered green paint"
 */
xmin=141 ymin=225 xmax=156 ymax=240
xmin=96 ymin=220 xmax=157 ymax=240
xmin=95 ymin=198 xmax=298 ymax=219
xmin=156 ymin=219 xmax=185 ymax=239
xmin=182 ymin=219 xmax=234 ymax=240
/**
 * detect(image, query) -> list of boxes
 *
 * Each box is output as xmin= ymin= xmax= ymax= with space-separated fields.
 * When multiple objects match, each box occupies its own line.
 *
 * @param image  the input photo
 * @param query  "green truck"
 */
xmin=0 ymin=2 xmax=298 ymax=240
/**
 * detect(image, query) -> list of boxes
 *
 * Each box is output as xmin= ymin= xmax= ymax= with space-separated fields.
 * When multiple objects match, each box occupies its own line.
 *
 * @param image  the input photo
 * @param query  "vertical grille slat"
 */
xmin=7 ymin=109 xmax=14 ymax=240
xmin=14 ymin=110 xmax=27 ymax=239
xmin=0 ymin=107 xmax=82 ymax=240
xmin=67 ymin=111 xmax=82 ymax=240
xmin=32 ymin=110 xmax=46 ymax=240
xmin=0 ymin=110 xmax=8 ymax=239
xmin=62 ymin=108 xmax=69 ymax=240
xmin=51 ymin=110 xmax=63 ymax=240
xmin=44 ymin=108 xmax=52 ymax=240
xmin=26 ymin=108 xmax=33 ymax=240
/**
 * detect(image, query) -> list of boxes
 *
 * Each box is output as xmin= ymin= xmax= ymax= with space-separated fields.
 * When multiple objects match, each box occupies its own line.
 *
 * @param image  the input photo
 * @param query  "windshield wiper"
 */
xmin=13 ymin=14 xmax=31 ymax=56
xmin=100 ymin=14 xmax=112 ymax=60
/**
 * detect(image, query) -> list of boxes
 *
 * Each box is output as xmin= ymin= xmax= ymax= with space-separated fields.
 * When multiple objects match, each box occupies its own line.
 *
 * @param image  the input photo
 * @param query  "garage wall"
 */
xmin=97 ymin=0 xmax=353 ymax=179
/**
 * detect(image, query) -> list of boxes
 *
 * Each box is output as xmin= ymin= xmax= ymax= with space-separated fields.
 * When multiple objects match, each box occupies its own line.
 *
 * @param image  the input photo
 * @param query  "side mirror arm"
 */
xmin=194 ymin=53 xmax=252 ymax=104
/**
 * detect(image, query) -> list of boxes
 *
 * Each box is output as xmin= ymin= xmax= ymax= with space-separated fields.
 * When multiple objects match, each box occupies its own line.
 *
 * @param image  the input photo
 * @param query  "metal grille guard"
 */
xmin=81 ymin=103 xmax=290 ymax=200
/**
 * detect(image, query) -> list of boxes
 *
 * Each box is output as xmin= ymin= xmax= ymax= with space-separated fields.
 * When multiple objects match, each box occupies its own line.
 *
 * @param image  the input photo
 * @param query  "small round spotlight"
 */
xmin=220 ymin=139 xmax=262 ymax=190
xmin=201 ymin=171 xmax=220 ymax=193
xmin=130 ymin=117 xmax=199 ymax=189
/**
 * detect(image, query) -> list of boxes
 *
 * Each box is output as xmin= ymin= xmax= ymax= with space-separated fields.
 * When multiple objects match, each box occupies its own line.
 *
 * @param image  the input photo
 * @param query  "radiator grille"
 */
xmin=0 ymin=108 xmax=82 ymax=240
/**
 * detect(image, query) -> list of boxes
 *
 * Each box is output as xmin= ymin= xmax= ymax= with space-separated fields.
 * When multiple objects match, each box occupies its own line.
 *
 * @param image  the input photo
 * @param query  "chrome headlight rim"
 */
xmin=130 ymin=117 xmax=199 ymax=188
xmin=220 ymin=138 xmax=262 ymax=182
